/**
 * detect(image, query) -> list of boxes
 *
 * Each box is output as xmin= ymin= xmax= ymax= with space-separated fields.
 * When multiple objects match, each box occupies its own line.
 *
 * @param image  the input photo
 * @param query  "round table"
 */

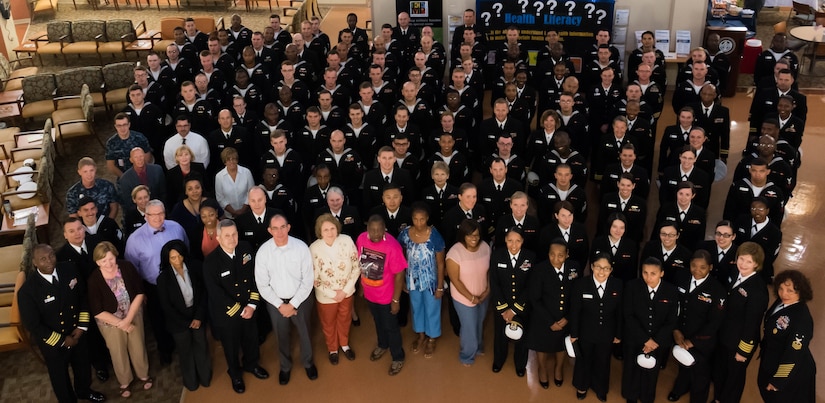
xmin=790 ymin=26 xmax=825 ymax=75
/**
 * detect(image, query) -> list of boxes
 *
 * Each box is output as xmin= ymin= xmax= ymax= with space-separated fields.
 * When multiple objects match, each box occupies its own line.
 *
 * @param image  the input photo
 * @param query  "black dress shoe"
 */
xmin=554 ymin=378 xmax=563 ymax=387
xmin=278 ymin=370 xmax=291 ymax=385
xmin=351 ymin=318 xmax=361 ymax=327
xmin=492 ymin=364 xmax=502 ymax=373
xmin=329 ymin=352 xmax=339 ymax=365
xmin=343 ymin=348 xmax=356 ymax=361
xmin=305 ymin=364 xmax=318 ymax=380
xmin=539 ymin=380 xmax=549 ymax=389
xmin=667 ymin=392 xmax=681 ymax=401
xmin=95 ymin=369 xmax=109 ymax=382
xmin=247 ymin=366 xmax=269 ymax=379
xmin=576 ymin=390 xmax=587 ymax=400
xmin=597 ymin=394 xmax=607 ymax=402
xmin=231 ymin=378 xmax=245 ymax=394
xmin=516 ymin=368 xmax=526 ymax=377
xmin=79 ymin=390 xmax=105 ymax=402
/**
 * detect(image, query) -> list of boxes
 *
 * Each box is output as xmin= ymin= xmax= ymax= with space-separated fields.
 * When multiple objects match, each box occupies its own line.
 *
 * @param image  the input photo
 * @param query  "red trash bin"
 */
xmin=741 ymin=39 xmax=762 ymax=74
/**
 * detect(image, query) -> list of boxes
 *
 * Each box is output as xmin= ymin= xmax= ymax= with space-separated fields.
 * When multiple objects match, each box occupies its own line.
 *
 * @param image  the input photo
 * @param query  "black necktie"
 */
xmin=679 ymin=211 xmax=686 ymax=221
xmin=752 ymin=224 xmax=758 ymax=236
xmin=321 ymin=190 xmax=326 ymax=198
xmin=620 ymin=201 xmax=627 ymax=211
xmin=438 ymin=189 xmax=444 ymax=198
xmin=511 ymin=256 xmax=517 ymax=267
xmin=500 ymin=124 xmax=504 ymax=131
xmin=611 ymin=244 xmax=618 ymax=254
xmin=690 ymin=280 xmax=697 ymax=292
xmin=704 ymin=107 xmax=710 ymax=117
xmin=663 ymin=252 xmax=670 ymax=261
xmin=563 ymin=231 xmax=569 ymax=242
xmin=649 ymin=290 xmax=655 ymax=300
xmin=496 ymin=184 xmax=502 ymax=191
xmin=683 ymin=131 xmax=688 ymax=141
xmin=681 ymin=174 xmax=689 ymax=181
xmin=597 ymin=285 xmax=604 ymax=298
xmin=154 ymin=226 xmax=165 ymax=234
xmin=516 ymin=223 xmax=523 ymax=229
xmin=181 ymin=138 xmax=186 ymax=144
xmin=616 ymin=140 xmax=622 ymax=149
xmin=384 ymin=175 xmax=390 ymax=183
xmin=335 ymin=214 xmax=340 ymax=221
xmin=257 ymin=217 xmax=263 ymax=224
xmin=52 ymin=274 xmax=58 ymax=285
xmin=719 ymin=251 xmax=725 ymax=261
xmin=558 ymin=271 xmax=564 ymax=281
xmin=465 ymin=211 xmax=472 ymax=219
xmin=80 ymin=247 xmax=87 ymax=257
xmin=389 ymin=214 xmax=395 ymax=220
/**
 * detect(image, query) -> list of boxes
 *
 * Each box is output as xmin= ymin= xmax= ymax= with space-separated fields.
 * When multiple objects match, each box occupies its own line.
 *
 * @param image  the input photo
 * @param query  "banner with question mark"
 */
xmin=476 ymin=0 xmax=615 ymax=63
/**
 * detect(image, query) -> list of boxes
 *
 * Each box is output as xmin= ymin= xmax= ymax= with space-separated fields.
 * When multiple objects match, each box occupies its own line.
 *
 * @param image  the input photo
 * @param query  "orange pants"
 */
xmin=316 ymin=296 xmax=354 ymax=352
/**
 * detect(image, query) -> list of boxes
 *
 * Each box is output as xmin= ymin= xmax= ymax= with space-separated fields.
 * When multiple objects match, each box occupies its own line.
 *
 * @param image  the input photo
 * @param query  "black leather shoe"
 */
xmin=79 ymin=390 xmax=105 ymax=402
xmin=539 ymin=380 xmax=549 ymax=389
xmin=305 ymin=365 xmax=318 ymax=380
xmin=516 ymin=368 xmax=526 ymax=377
xmin=95 ymin=369 xmax=109 ymax=382
xmin=554 ymin=378 xmax=563 ymax=387
xmin=231 ymin=378 xmax=245 ymax=394
xmin=596 ymin=394 xmax=607 ymax=402
xmin=329 ymin=352 xmax=339 ymax=365
xmin=247 ymin=366 xmax=269 ymax=380
xmin=343 ymin=348 xmax=356 ymax=361
xmin=576 ymin=390 xmax=587 ymax=400
xmin=667 ymin=392 xmax=681 ymax=401
xmin=278 ymin=370 xmax=291 ymax=385
xmin=492 ymin=364 xmax=502 ymax=373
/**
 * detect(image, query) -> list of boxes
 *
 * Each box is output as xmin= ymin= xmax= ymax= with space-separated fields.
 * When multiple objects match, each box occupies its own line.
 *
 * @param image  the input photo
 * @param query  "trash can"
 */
xmin=741 ymin=39 xmax=762 ymax=74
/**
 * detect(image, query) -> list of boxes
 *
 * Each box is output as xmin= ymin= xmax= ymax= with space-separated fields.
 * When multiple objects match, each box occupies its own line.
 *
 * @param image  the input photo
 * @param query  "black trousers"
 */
xmin=671 ymin=345 xmax=713 ymax=403
xmin=143 ymin=282 xmax=175 ymax=357
xmin=622 ymin=344 xmax=663 ymax=403
xmin=172 ymin=327 xmax=212 ymax=390
xmin=396 ymin=291 xmax=410 ymax=327
xmin=492 ymin=314 xmax=528 ymax=371
xmin=214 ymin=317 xmax=260 ymax=380
xmin=368 ymin=301 xmax=405 ymax=361
xmin=39 ymin=335 xmax=92 ymax=403
xmin=572 ymin=339 xmax=613 ymax=397
xmin=712 ymin=344 xmax=753 ymax=403
xmin=85 ymin=320 xmax=111 ymax=372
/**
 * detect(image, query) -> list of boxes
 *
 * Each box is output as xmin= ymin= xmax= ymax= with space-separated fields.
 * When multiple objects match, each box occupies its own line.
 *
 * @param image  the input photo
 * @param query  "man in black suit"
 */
xmin=723 ymin=158 xmax=785 ymax=224
xmin=314 ymin=186 xmax=363 ymax=240
xmin=660 ymin=147 xmax=712 ymax=210
xmin=77 ymin=196 xmax=124 ymax=256
xmin=19 ymin=244 xmax=106 ymax=403
xmin=361 ymin=146 xmax=415 ymax=212
xmin=689 ymin=83 xmax=731 ymax=161
xmin=202 ymin=220 xmax=269 ymax=394
xmin=450 ymin=9 xmax=486 ymax=51
xmin=621 ymin=258 xmax=678 ymax=403
xmin=602 ymin=143 xmax=650 ymax=200
xmin=537 ymin=163 xmax=588 ymax=225
xmin=479 ymin=99 xmax=528 ymax=159
xmin=235 ymin=187 xmax=279 ymax=250
xmin=658 ymin=108 xmax=696 ymax=175
xmin=441 ymin=183 xmax=491 ymax=244
xmin=209 ymin=109 xmax=259 ymax=177
xmin=494 ymin=191 xmax=539 ymax=252
xmin=478 ymin=158 xmax=522 ymax=228
xmin=259 ymin=129 xmax=307 ymax=204
xmin=368 ymin=184 xmax=412 ymax=238
xmin=598 ymin=173 xmax=647 ymax=244
xmin=668 ymin=250 xmax=726 ymax=403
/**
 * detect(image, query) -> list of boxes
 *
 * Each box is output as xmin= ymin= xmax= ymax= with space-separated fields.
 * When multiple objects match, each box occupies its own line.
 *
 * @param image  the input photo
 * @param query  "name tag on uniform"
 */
xmin=44 ymin=295 xmax=55 ymax=303
xmin=244 ymin=232 xmax=254 ymax=236
xmin=678 ymin=287 xmax=686 ymax=293
xmin=607 ymin=203 xmax=617 ymax=208
xmin=497 ymin=263 xmax=507 ymax=268
xmin=221 ymin=270 xmax=231 ymax=277
xmin=309 ymin=198 xmax=319 ymax=203
xmin=370 ymin=185 xmax=379 ymax=190
xmin=583 ymin=294 xmax=593 ymax=299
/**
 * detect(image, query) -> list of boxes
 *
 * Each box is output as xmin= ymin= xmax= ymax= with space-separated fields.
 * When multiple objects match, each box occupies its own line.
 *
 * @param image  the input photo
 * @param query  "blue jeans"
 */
xmin=368 ymin=301 xmax=405 ymax=361
xmin=453 ymin=298 xmax=488 ymax=364
xmin=409 ymin=289 xmax=442 ymax=338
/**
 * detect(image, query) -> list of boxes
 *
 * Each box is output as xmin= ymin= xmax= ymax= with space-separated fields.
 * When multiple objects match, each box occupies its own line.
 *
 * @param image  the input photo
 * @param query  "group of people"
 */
xmin=15 ymin=6 xmax=816 ymax=403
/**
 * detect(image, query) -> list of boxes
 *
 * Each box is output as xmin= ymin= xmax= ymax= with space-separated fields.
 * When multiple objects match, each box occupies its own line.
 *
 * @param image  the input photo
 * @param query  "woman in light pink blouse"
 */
xmin=445 ymin=219 xmax=491 ymax=366
xmin=309 ymin=213 xmax=361 ymax=365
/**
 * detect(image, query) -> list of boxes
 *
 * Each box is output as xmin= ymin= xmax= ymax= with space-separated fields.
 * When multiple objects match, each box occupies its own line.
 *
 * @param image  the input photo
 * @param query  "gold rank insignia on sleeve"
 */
xmin=773 ymin=363 xmax=794 ymax=378
xmin=227 ymin=303 xmax=241 ymax=317
xmin=78 ymin=311 xmax=90 ymax=323
xmin=45 ymin=331 xmax=61 ymax=346
xmin=496 ymin=303 xmax=508 ymax=310
xmin=250 ymin=292 xmax=260 ymax=301
xmin=738 ymin=340 xmax=754 ymax=354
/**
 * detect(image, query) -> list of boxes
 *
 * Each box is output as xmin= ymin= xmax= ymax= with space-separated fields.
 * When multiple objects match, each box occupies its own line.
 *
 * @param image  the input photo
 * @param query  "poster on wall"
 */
xmin=475 ymin=0 xmax=615 ymax=63
xmin=396 ymin=0 xmax=445 ymax=43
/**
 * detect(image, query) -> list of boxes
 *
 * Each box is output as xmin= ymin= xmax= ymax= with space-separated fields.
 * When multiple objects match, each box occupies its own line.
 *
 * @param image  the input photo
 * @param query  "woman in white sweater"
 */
xmin=309 ymin=213 xmax=361 ymax=365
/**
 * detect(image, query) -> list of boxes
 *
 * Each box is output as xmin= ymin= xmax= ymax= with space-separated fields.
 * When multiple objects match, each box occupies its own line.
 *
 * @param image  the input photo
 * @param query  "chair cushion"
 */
xmin=0 ymin=127 xmax=20 ymax=143
xmin=0 ymin=294 xmax=11 ymax=307
xmin=56 ymin=121 xmax=91 ymax=139
xmin=106 ymin=20 xmax=135 ymax=42
xmin=105 ymin=88 xmax=128 ymax=108
xmin=160 ymin=18 xmax=185 ymax=40
xmin=35 ymin=42 xmax=63 ymax=55
xmin=102 ymin=62 xmax=135 ymax=90
xmin=22 ymin=74 xmax=56 ymax=103
xmin=97 ymin=42 xmax=125 ymax=54
xmin=62 ymin=42 xmax=99 ymax=54
xmin=71 ymin=21 xmax=105 ymax=42
xmin=152 ymin=39 xmax=174 ymax=53
xmin=21 ymin=100 xmax=55 ymax=119
xmin=0 ymin=327 xmax=22 ymax=345
xmin=45 ymin=21 xmax=71 ymax=44
xmin=52 ymin=108 xmax=84 ymax=123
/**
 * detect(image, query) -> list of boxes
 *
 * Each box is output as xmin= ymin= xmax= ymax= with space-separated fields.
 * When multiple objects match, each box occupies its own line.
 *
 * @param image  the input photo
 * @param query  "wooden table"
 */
xmin=12 ymin=31 xmax=45 ymax=63
xmin=790 ymin=26 xmax=825 ymax=75
xmin=0 ymin=204 xmax=49 ymax=245
xmin=0 ymin=90 xmax=23 ymax=127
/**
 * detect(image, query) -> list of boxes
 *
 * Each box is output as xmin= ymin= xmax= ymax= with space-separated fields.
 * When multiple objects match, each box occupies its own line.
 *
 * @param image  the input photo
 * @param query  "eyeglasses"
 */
xmin=592 ymin=264 xmax=612 ymax=271
xmin=751 ymin=207 xmax=767 ymax=212
xmin=714 ymin=231 xmax=734 ymax=238
xmin=659 ymin=232 xmax=678 ymax=238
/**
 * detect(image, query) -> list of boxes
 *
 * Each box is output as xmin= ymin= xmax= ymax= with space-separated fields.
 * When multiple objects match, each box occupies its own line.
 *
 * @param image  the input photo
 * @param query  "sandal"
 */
xmin=140 ymin=377 xmax=153 ymax=390
xmin=424 ymin=338 xmax=436 ymax=358
xmin=411 ymin=338 xmax=422 ymax=353
xmin=119 ymin=384 xmax=131 ymax=398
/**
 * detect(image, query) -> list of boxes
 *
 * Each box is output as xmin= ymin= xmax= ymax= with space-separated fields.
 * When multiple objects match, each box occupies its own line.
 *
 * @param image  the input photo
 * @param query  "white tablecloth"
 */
xmin=765 ymin=0 xmax=819 ymax=9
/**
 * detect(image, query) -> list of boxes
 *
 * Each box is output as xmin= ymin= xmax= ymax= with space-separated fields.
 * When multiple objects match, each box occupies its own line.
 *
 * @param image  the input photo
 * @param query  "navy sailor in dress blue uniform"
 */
xmin=569 ymin=253 xmax=622 ymax=402
xmin=621 ymin=257 xmax=678 ymax=403
xmin=489 ymin=227 xmax=535 ymax=377
xmin=667 ymin=250 xmax=726 ymax=403
xmin=19 ymin=244 xmax=106 ymax=403
xmin=712 ymin=241 xmax=769 ymax=403
xmin=526 ymin=238 xmax=579 ymax=389
xmin=758 ymin=270 xmax=816 ymax=403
